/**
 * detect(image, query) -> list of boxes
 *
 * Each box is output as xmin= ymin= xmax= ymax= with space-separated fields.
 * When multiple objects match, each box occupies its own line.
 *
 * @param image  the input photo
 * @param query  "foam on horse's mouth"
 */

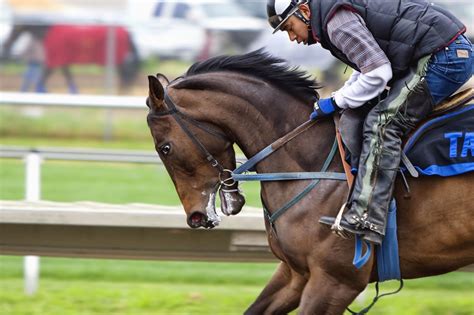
xmin=220 ymin=189 xmax=236 ymax=216
xmin=205 ymin=191 xmax=221 ymax=227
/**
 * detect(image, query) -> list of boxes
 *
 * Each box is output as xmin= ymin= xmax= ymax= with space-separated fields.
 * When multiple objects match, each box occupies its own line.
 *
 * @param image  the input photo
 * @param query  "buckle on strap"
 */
xmin=351 ymin=213 xmax=380 ymax=232
xmin=401 ymin=151 xmax=419 ymax=178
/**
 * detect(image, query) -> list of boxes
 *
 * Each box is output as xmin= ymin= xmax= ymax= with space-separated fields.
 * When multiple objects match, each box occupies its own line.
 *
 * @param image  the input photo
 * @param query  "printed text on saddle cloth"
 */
xmin=445 ymin=132 xmax=474 ymax=158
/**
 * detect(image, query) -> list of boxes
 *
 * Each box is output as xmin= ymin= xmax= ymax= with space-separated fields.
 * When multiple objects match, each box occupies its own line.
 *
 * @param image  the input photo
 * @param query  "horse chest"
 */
xmin=265 ymin=222 xmax=312 ymax=273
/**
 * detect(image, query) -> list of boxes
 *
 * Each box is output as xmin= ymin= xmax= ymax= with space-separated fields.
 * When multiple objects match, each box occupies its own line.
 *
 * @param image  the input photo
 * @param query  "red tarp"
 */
xmin=43 ymin=25 xmax=130 ymax=67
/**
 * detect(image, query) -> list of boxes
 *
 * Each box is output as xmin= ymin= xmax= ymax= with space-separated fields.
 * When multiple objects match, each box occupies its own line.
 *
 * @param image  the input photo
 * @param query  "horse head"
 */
xmin=146 ymin=73 xmax=245 ymax=229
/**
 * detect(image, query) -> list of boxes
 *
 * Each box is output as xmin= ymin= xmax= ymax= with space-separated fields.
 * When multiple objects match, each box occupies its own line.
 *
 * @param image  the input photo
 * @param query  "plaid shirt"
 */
xmin=327 ymin=9 xmax=390 ymax=74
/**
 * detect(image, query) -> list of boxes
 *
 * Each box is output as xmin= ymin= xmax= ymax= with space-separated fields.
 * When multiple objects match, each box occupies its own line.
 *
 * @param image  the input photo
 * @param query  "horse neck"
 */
xmin=171 ymin=73 xmax=339 ymax=174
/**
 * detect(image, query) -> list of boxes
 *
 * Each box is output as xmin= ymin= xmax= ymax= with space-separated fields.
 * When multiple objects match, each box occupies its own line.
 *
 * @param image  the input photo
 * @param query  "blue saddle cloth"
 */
xmin=376 ymin=199 xmax=400 ymax=282
xmin=403 ymin=104 xmax=474 ymax=176
xmin=342 ymin=103 xmax=473 ymax=279
xmin=353 ymin=199 xmax=400 ymax=282
xmin=354 ymin=105 xmax=473 ymax=280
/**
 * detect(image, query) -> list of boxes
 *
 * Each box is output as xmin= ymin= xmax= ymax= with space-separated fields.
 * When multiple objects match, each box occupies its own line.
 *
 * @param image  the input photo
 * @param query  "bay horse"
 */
xmin=146 ymin=50 xmax=474 ymax=314
xmin=1 ymin=23 xmax=140 ymax=93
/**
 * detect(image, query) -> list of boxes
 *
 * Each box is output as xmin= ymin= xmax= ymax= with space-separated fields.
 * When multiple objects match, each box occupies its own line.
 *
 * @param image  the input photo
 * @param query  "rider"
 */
xmin=267 ymin=0 xmax=473 ymax=245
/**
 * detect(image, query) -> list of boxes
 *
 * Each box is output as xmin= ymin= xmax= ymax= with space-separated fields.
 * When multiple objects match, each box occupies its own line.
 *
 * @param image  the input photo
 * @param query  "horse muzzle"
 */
xmin=186 ymin=186 xmax=245 ymax=228
xmin=187 ymin=211 xmax=216 ymax=229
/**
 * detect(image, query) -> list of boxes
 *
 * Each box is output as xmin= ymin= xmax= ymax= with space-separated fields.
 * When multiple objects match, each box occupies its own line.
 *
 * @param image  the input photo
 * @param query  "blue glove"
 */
xmin=310 ymin=97 xmax=339 ymax=120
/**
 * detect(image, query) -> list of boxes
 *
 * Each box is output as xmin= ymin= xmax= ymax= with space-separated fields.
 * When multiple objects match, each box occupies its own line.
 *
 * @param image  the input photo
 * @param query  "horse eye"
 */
xmin=160 ymin=144 xmax=171 ymax=156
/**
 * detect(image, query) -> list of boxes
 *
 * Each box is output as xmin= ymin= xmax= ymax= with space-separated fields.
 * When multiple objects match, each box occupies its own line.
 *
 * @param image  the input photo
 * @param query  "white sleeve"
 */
xmin=333 ymin=63 xmax=392 ymax=109
xmin=342 ymin=70 xmax=360 ymax=88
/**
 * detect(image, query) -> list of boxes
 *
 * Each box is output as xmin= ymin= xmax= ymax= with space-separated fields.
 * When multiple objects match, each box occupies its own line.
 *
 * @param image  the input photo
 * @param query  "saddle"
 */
xmin=338 ymin=80 xmax=474 ymax=177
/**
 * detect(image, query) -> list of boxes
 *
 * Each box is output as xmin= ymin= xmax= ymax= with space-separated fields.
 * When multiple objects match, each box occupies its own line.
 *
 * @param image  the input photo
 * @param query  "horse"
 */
xmin=1 ymin=23 xmax=140 ymax=93
xmin=145 ymin=50 xmax=474 ymax=314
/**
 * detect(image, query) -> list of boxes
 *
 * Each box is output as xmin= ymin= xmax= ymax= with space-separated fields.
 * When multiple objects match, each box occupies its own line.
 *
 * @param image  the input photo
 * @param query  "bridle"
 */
xmin=150 ymin=86 xmax=347 ymax=208
xmin=150 ymin=88 xmax=237 ymax=188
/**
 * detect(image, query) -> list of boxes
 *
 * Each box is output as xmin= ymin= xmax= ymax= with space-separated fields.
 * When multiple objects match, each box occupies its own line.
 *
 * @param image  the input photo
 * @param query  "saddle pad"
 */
xmin=403 ymin=104 xmax=474 ymax=176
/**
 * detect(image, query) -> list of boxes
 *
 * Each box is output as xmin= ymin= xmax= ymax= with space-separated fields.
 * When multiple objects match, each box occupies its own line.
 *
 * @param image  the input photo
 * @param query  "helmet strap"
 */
xmin=294 ymin=9 xmax=310 ymax=26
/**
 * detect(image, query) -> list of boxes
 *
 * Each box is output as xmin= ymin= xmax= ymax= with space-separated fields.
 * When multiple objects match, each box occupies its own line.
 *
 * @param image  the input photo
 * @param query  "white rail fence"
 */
xmin=0 ymin=92 xmax=145 ymax=109
xmin=0 ymin=146 xmax=266 ymax=296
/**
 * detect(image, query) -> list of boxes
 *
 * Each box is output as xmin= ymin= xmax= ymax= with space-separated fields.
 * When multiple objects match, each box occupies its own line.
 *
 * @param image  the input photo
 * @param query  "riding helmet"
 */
xmin=267 ymin=0 xmax=309 ymax=34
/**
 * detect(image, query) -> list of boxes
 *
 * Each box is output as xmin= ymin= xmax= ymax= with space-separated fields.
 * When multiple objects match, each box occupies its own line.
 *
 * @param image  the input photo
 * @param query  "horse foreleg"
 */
xmin=36 ymin=67 xmax=50 ymax=93
xmin=245 ymin=261 xmax=306 ymax=315
xmin=61 ymin=66 xmax=78 ymax=94
xmin=298 ymin=268 xmax=366 ymax=315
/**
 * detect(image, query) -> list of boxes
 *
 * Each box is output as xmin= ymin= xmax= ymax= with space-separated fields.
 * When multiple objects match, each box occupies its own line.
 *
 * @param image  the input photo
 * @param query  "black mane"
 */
xmin=179 ymin=49 xmax=320 ymax=102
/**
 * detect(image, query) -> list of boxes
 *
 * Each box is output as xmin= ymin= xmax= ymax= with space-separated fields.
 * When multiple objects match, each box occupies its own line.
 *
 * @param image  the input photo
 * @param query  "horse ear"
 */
xmin=148 ymin=75 xmax=165 ymax=110
xmin=156 ymin=73 xmax=169 ymax=88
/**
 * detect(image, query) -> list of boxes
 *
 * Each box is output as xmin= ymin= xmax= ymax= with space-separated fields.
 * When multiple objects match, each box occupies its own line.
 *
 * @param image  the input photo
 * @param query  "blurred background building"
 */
xmin=0 ymin=0 xmax=471 ymax=94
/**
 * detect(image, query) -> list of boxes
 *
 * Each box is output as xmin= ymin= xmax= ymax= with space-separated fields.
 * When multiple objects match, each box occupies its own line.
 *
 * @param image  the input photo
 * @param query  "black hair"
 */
xmin=177 ymin=48 xmax=320 ymax=103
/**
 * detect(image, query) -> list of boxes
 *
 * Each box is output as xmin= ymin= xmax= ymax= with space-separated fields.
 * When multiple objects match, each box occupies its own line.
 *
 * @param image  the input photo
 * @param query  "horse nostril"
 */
xmin=187 ymin=211 xmax=207 ymax=228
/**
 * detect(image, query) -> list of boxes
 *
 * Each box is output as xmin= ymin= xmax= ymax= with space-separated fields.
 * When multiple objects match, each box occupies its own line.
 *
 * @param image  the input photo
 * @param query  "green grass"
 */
xmin=0 ymin=256 xmax=473 ymax=315
xmin=0 ymin=136 xmax=153 ymax=150
xmin=143 ymin=58 xmax=192 ymax=79
xmin=0 ymin=257 xmax=275 ymax=315
xmin=0 ymin=279 xmax=263 ymax=315
xmin=0 ymin=58 xmax=191 ymax=77
xmin=0 ymin=106 xmax=150 ymax=142
xmin=0 ymin=257 xmax=276 ymax=285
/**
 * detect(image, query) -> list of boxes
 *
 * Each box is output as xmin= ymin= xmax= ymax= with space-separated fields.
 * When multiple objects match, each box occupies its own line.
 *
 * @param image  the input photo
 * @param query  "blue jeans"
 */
xmin=425 ymin=34 xmax=473 ymax=105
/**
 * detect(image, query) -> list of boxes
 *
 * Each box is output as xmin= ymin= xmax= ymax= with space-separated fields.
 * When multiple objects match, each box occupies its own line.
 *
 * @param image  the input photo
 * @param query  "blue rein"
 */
xmin=230 ymin=120 xmax=372 ymax=270
xmin=231 ymin=130 xmax=346 ymax=225
xmin=232 ymin=140 xmax=346 ymax=182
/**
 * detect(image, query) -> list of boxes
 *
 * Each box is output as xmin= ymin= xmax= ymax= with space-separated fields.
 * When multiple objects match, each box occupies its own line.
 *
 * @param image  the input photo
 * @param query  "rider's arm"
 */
xmin=327 ymin=9 xmax=392 ymax=109
xmin=340 ymin=70 xmax=360 ymax=89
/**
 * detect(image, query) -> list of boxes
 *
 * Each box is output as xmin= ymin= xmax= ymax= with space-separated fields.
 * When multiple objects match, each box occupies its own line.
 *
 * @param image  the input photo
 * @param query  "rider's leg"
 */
xmin=348 ymin=58 xmax=434 ymax=245
xmin=359 ymin=35 xmax=473 ymax=244
xmin=424 ymin=34 xmax=473 ymax=105
xmin=320 ymin=34 xmax=472 ymax=245
xmin=320 ymin=56 xmax=434 ymax=244
xmin=320 ymin=57 xmax=432 ymax=243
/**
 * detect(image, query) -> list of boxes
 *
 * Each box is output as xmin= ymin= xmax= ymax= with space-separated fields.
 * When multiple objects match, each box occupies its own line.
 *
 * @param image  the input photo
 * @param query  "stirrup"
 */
xmin=331 ymin=203 xmax=353 ymax=239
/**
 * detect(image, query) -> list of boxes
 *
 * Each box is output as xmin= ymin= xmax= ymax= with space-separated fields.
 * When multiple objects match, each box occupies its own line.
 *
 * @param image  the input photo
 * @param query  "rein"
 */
xmin=160 ymin=89 xmax=346 ymax=225
xmin=232 ymin=120 xmax=346 ymax=182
